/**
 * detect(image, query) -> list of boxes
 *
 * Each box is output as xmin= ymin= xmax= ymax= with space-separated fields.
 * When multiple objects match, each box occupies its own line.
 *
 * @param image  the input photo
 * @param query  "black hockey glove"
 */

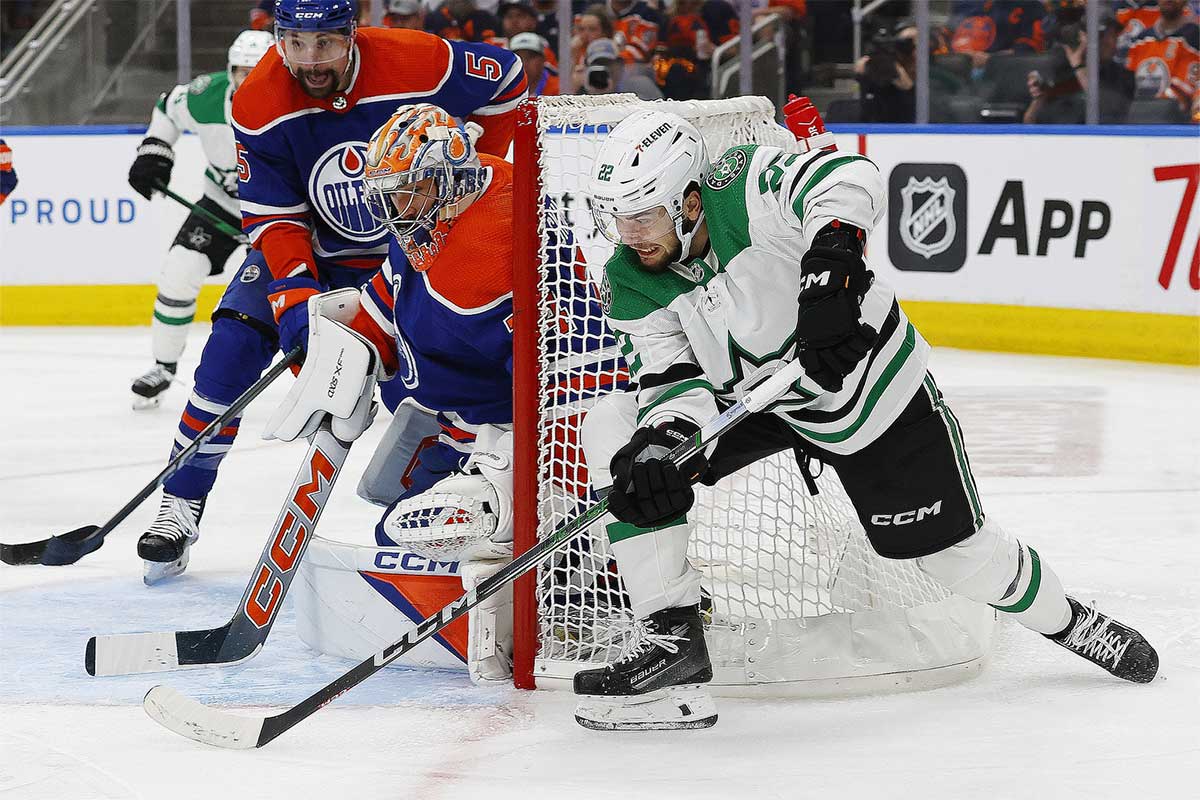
xmin=796 ymin=223 xmax=878 ymax=393
xmin=128 ymin=137 xmax=175 ymax=200
xmin=608 ymin=419 xmax=707 ymax=529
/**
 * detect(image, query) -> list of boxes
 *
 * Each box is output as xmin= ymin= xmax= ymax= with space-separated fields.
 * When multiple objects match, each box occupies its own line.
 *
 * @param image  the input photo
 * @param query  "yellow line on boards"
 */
xmin=0 ymin=285 xmax=227 ymax=326
xmin=902 ymin=300 xmax=1200 ymax=366
xmin=1 ymin=286 xmax=1196 ymax=366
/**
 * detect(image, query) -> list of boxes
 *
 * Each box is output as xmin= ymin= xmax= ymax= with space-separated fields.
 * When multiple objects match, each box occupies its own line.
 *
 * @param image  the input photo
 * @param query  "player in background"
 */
xmin=0 ymin=139 xmax=16 ymax=204
xmin=135 ymin=0 xmax=526 ymax=585
xmin=572 ymin=110 xmax=1160 ymax=730
xmin=126 ymin=30 xmax=274 ymax=409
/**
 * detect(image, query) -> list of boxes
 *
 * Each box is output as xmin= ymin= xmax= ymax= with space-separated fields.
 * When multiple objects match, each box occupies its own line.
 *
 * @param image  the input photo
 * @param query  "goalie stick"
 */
xmin=86 ymin=421 xmax=350 ymax=676
xmin=141 ymin=358 xmax=808 ymax=749
xmin=0 ymin=347 xmax=302 ymax=567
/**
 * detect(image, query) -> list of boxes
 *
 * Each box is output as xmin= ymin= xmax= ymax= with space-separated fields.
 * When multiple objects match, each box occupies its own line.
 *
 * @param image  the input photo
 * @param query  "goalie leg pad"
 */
xmin=356 ymin=403 xmax=443 ymax=507
xmin=461 ymin=559 xmax=513 ymax=684
xmin=264 ymin=289 xmax=380 ymax=443
xmin=575 ymin=685 xmax=718 ymax=731
xmin=916 ymin=517 xmax=1071 ymax=635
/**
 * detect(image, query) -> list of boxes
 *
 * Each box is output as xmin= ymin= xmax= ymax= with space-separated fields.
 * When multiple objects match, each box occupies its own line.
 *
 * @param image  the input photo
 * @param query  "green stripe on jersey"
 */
xmin=993 ymin=547 xmax=1042 ymax=613
xmin=791 ymin=155 xmax=871 ymax=218
xmin=154 ymin=310 xmax=194 ymax=326
xmin=607 ymin=514 xmax=689 ymax=544
xmin=637 ymin=378 xmax=716 ymax=423
xmin=786 ymin=323 xmax=916 ymax=444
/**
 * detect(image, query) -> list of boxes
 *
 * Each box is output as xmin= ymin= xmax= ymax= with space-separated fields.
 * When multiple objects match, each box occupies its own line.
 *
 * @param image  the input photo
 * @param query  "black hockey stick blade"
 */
xmin=87 ymin=424 xmax=350 ymax=677
xmin=1 ymin=525 xmax=103 ymax=566
xmin=0 ymin=348 xmax=301 ymax=568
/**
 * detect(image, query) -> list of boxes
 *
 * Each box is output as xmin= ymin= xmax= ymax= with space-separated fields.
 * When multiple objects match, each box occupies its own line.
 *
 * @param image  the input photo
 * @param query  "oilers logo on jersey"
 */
xmin=308 ymin=141 xmax=380 ymax=242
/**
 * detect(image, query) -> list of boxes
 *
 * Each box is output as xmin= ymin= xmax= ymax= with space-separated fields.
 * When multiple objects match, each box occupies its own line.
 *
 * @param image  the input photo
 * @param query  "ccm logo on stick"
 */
xmin=245 ymin=448 xmax=338 ymax=627
xmin=871 ymin=501 xmax=942 ymax=526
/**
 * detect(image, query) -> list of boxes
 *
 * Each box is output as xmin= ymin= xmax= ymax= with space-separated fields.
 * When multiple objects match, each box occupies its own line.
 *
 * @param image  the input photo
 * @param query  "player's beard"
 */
xmin=629 ymin=237 xmax=683 ymax=273
xmin=295 ymin=66 xmax=339 ymax=98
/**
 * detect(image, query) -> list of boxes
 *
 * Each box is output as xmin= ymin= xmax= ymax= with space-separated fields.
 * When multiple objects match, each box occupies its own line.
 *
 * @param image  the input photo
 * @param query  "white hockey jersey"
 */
xmin=601 ymin=144 xmax=931 ymax=457
xmin=144 ymin=71 xmax=239 ymax=215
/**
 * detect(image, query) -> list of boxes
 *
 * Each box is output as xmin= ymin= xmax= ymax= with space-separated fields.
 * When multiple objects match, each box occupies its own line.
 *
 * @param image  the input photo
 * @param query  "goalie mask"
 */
xmin=363 ymin=103 xmax=486 ymax=255
xmin=589 ymin=110 xmax=710 ymax=260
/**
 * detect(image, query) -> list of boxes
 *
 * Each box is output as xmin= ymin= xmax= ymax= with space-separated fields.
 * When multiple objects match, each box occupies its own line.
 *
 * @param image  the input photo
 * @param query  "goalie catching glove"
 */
xmin=263 ymin=288 xmax=380 ymax=443
xmin=380 ymin=426 xmax=514 ymax=563
xmin=607 ymin=419 xmax=707 ymax=529
xmin=796 ymin=221 xmax=878 ymax=393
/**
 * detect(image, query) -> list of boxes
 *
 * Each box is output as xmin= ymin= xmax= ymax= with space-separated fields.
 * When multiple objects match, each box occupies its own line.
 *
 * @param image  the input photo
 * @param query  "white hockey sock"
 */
xmin=607 ymin=515 xmax=703 ymax=620
xmin=916 ymin=518 xmax=1071 ymax=635
xmin=152 ymin=246 xmax=210 ymax=364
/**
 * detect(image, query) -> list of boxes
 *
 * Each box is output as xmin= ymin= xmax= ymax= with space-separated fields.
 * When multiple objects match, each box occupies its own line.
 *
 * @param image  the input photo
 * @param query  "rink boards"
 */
xmin=0 ymin=123 xmax=1196 ymax=364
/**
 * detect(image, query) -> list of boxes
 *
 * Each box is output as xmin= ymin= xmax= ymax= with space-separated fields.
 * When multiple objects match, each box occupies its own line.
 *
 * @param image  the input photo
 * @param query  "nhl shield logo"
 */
xmin=888 ymin=163 xmax=968 ymax=273
xmin=899 ymin=177 xmax=956 ymax=259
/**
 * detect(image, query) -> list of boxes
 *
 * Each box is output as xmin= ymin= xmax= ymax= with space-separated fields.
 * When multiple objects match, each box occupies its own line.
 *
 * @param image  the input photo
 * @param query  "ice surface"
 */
xmin=1 ymin=327 xmax=1197 ymax=799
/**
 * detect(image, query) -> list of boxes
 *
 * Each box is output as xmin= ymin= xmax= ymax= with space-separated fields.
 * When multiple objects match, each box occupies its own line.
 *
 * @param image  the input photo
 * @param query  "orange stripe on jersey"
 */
xmin=232 ymin=28 xmax=454 ymax=133
xmin=419 ymin=153 xmax=514 ymax=311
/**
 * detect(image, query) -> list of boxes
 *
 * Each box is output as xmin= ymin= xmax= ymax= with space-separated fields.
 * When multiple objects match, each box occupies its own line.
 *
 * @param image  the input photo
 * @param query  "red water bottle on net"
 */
xmin=783 ymin=94 xmax=837 ymax=153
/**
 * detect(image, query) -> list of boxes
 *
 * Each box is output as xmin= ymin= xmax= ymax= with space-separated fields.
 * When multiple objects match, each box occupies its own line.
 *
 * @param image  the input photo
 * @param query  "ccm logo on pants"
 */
xmin=871 ymin=501 xmax=943 ymax=526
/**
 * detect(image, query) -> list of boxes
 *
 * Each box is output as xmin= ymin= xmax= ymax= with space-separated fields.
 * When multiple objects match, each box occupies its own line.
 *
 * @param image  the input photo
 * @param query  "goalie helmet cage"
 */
xmin=511 ymin=95 xmax=994 ymax=696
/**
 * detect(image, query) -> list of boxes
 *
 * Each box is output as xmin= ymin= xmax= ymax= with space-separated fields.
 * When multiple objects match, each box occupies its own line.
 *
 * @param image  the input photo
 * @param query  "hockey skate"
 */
xmin=1048 ymin=596 xmax=1159 ymax=683
xmin=131 ymin=362 xmax=177 ymax=410
xmin=138 ymin=494 xmax=204 ymax=585
xmin=573 ymin=604 xmax=717 ymax=731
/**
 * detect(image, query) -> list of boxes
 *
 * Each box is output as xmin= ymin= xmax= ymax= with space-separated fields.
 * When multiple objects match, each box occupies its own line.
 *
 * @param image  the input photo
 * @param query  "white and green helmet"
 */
xmin=589 ymin=110 xmax=711 ymax=256
xmin=227 ymin=30 xmax=274 ymax=77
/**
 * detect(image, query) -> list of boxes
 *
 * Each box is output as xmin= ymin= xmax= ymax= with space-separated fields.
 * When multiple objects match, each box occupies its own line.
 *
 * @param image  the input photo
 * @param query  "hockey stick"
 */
xmin=142 ymin=358 xmax=807 ymax=749
xmin=0 ymin=347 xmax=301 ymax=567
xmin=154 ymin=182 xmax=249 ymax=245
xmin=86 ymin=420 xmax=350 ymax=676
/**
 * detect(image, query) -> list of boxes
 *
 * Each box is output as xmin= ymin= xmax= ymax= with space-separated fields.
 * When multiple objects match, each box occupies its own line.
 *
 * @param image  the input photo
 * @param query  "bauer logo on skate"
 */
xmin=308 ymin=142 xmax=381 ymax=243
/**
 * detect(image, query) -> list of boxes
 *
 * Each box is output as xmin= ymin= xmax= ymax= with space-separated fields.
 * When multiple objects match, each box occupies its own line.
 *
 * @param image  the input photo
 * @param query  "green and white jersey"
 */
xmin=601 ymin=144 xmax=931 ymax=457
xmin=144 ymin=71 xmax=239 ymax=215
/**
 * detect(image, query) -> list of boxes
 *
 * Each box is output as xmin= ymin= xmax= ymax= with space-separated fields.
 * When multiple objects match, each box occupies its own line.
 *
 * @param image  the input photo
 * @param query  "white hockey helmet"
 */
xmin=589 ymin=109 xmax=710 ymax=257
xmin=228 ymin=30 xmax=274 ymax=74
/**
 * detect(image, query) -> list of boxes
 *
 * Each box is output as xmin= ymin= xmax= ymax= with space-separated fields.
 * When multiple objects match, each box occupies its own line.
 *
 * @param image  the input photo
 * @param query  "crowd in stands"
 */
xmin=246 ymin=0 xmax=1200 ymax=123
xmin=855 ymin=1 xmax=1199 ymax=123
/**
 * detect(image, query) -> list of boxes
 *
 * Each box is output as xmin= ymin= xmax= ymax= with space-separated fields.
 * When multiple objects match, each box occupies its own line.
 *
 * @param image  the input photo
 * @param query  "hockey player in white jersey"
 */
xmin=573 ymin=110 xmax=1160 ymax=731
xmin=127 ymin=30 xmax=272 ymax=409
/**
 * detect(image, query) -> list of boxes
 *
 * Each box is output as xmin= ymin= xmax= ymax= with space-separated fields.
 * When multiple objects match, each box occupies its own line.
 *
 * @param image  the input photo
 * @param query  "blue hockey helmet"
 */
xmin=274 ymin=0 xmax=358 ymax=32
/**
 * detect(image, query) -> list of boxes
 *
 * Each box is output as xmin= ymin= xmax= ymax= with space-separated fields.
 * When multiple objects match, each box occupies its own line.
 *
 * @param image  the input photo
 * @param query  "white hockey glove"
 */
xmin=263 ymin=288 xmax=381 ymax=443
xmin=380 ymin=425 xmax=514 ymax=562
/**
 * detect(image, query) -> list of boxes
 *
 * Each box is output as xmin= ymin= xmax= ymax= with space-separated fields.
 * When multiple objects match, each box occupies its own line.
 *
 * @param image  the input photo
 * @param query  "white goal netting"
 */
xmin=516 ymin=95 xmax=993 ymax=694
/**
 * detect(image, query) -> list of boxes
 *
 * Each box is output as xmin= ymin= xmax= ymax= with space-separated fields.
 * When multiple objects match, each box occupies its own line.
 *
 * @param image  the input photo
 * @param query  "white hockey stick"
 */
xmin=143 ymin=359 xmax=807 ymax=749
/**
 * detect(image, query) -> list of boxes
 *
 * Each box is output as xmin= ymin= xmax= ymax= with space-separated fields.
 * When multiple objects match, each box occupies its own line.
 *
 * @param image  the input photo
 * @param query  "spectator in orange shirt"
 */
xmin=510 ymin=31 xmax=560 ymax=95
xmin=1124 ymin=0 xmax=1200 ymax=115
xmin=608 ymin=0 xmax=663 ymax=63
xmin=250 ymin=0 xmax=273 ymax=30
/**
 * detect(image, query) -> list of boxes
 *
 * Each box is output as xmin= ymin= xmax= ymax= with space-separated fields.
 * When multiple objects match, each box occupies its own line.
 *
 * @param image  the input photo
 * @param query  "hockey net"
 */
xmin=511 ymin=95 xmax=993 ymax=694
